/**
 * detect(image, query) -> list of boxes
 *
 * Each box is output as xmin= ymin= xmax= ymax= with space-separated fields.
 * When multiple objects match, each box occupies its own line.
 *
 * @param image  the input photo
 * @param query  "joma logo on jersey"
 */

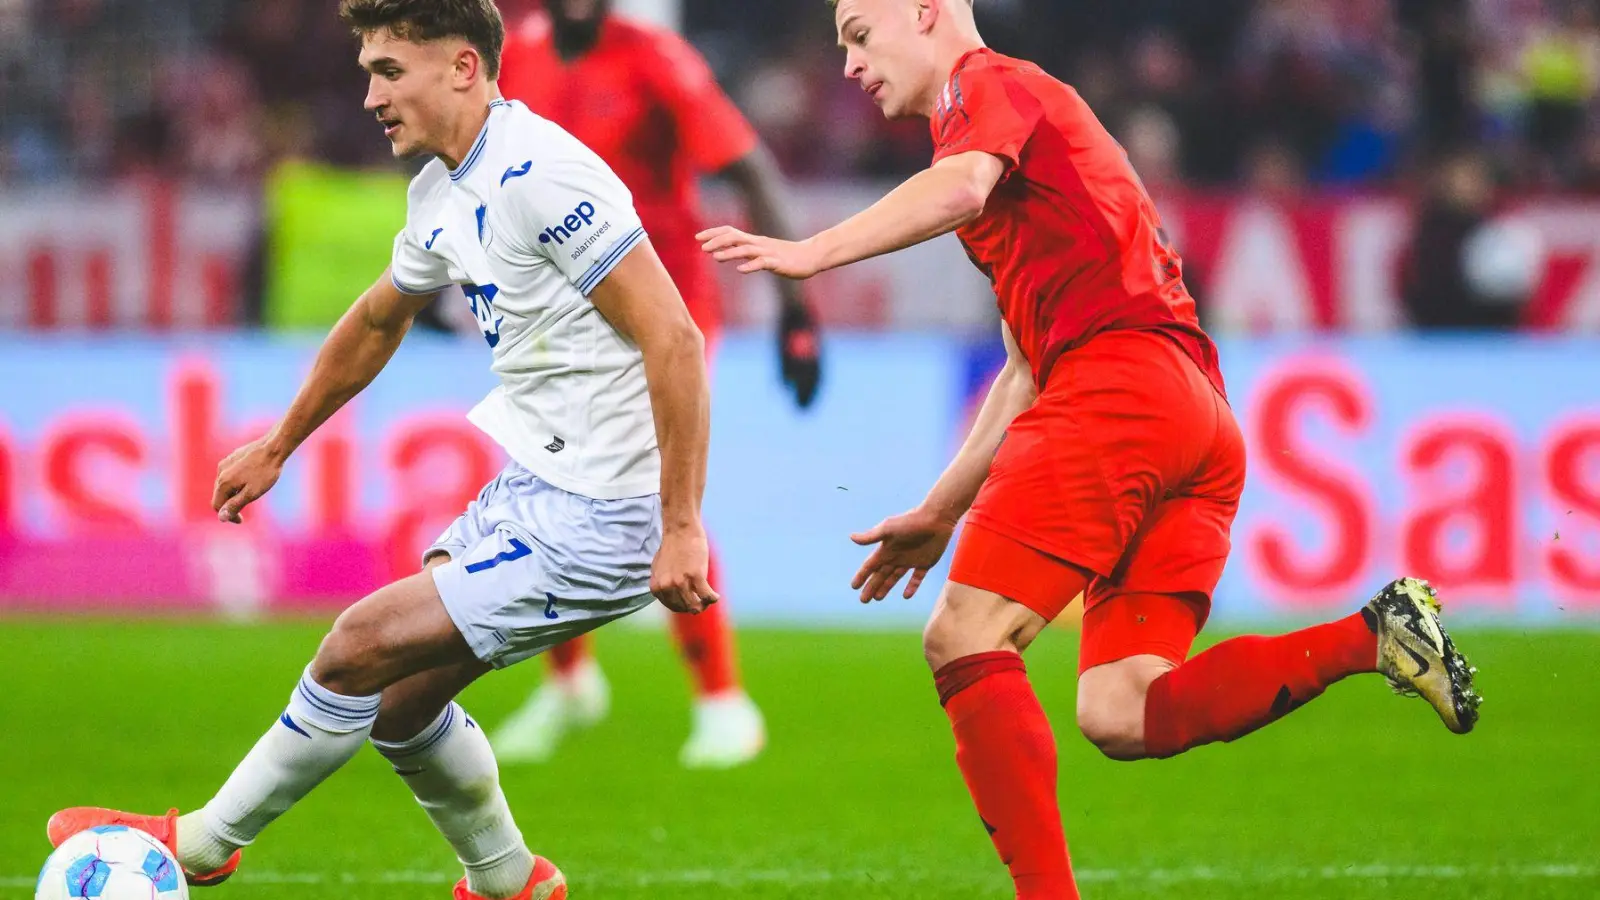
xmin=537 ymin=201 xmax=600 ymax=246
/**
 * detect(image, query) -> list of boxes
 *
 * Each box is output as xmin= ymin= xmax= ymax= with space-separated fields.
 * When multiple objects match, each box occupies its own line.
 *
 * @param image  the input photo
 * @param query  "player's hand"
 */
xmin=697 ymin=226 xmax=824 ymax=280
xmin=652 ymin=522 xmax=720 ymax=614
xmin=850 ymin=506 xmax=957 ymax=603
xmin=212 ymin=437 xmax=286 ymax=524
xmin=777 ymin=290 xmax=822 ymax=409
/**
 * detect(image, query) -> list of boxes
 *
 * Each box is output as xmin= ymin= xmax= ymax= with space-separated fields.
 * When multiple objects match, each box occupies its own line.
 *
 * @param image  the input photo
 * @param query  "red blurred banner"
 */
xmin=9 ymin=184 xmax=1594 ymax=332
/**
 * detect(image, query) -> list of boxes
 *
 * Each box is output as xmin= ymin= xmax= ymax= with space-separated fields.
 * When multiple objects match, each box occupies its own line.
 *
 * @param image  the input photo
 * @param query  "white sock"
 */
xmin=176 ymin=666 xmax=380 ymax=873
xmin=373 ymin=703 xmax=535 ymax=899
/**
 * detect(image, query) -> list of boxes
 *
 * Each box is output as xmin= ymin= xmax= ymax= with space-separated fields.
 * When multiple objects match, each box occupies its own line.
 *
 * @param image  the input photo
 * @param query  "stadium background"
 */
xmin=2 ymin=1 xmax=1599 ymax=898
xmin=1 ymin=0 xmax=1596 ymax=626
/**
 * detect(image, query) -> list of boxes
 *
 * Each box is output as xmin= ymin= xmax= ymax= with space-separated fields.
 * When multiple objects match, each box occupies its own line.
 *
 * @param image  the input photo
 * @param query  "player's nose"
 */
xmin=843 ymin=49 xmax=864 ymax=81
xmin=363 ymin=78 xmax=385 ymax=112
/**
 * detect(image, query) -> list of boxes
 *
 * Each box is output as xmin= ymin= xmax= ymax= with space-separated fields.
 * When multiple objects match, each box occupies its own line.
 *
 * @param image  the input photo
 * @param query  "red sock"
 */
xmin=670 ymin=544 xmax=740 ymax=696
xmin=1143 ymin=610 xmax=1378 ymax=758
xmin=548 ymin=636 xmax=587 ymax=677
xmin=936 ymin=652 xmax=1078 ymax=900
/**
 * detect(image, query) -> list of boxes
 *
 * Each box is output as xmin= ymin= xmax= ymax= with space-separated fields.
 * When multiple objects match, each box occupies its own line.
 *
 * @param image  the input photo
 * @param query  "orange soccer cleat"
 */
xmin=453 ymin=855 xmax=567 ymax=900
xmin=46 ymin=807 xmax=242 ymax=887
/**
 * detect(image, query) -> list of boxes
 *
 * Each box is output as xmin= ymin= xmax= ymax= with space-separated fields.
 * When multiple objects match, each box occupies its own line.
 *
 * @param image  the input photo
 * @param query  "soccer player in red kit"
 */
xmin=490 ymin=0 xmax=820 ymax=770
xmin=700 ymin=1 xmax=1482 ymax=896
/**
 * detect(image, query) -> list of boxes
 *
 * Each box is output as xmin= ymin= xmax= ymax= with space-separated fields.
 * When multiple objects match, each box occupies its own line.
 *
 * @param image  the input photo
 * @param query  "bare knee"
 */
xmin=923 ymin=584 xmax=1047 ymax=672
xmin=1075 ymin=695 xmax=1146 ymax=760
xmin=311 ymin=569 xmax=469 ymax=698
xmin=311 ymin=610 xmax=388 ymax=697
xmin=1075 ymin=655 xmax=1175 ymax=760
xmin=923 ymin=611 xmax=978 ymax=672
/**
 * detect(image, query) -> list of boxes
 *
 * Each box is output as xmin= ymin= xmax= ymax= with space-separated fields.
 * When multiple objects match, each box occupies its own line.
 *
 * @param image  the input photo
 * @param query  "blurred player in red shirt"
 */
xmin=491 ymin=0 xmax=820 ymax=770
xmin=701 ymin=1 xmax=1482 ymax=895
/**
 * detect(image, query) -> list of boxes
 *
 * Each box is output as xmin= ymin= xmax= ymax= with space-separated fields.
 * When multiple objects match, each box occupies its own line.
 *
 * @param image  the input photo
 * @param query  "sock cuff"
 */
xmin=286 ymin=666 xmax=381 ymax=734
xmin=934 ymin=650 xmax=1026 ymax=706
xmin=372 ymin=702 xmax=464 ymax=761
xmin=186 ymin=807 xmax=254 ymax=855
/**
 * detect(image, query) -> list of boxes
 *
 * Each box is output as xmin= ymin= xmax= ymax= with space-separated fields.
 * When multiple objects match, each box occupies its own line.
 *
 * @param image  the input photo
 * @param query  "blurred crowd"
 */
xmin=721 ymin=0 xmax=1600 ymax=193
xmin=0 ymin=0 xmax=1594 ymax=331
xmin=3 ymin=0 xmax=1598 ymax=191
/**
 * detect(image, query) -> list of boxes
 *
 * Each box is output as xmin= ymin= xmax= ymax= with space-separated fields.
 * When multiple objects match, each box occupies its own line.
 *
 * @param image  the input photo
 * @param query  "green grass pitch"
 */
xmin=3 ymin=620 xmax=1596 ymax=899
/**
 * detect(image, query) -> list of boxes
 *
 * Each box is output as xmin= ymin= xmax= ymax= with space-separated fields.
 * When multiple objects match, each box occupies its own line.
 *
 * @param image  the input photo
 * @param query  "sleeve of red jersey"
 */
xmin=648 ymin=30 xmax=759 ymax=173
xmin=931 ymin=63 xmax=1045 ymax=177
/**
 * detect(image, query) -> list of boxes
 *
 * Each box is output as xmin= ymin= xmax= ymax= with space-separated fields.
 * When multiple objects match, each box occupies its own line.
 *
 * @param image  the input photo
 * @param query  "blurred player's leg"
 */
xmin=548 ymin=637 xmax=586 ymax=676
xmin=493 ymin=638 xmax=610 ymax=764
xmin=675 ymin=544 xmax=766 ymax=768
xmin=929 ymin=537 xmax=1090 ymax=900
xmin=672 ymin=547 xmax=737 ymax=694
xmin=673 ymin=329 xmax=765 ymax=768
xmin=371 ymin=661 xmax=550 ymax=900
xmin=550 ymin=640 xmax=611 ymax=726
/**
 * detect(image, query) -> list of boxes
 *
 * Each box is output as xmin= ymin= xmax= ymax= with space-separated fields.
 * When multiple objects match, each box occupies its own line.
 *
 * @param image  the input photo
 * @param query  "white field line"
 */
xmin=6 ymin=862 xmax=1597 ymax=889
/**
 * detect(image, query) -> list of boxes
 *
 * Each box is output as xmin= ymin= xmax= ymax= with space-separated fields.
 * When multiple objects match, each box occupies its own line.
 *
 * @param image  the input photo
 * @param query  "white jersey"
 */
xmin=391 ymin=99 xmax=657 ymax=500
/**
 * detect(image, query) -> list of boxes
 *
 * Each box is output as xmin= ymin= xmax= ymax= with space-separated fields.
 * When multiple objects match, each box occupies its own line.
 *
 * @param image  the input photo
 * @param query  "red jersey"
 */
xmin=498 ymin=14 xmax=758 ymax=332
xmin=931 ymin=49 xmax=1225 ymax=396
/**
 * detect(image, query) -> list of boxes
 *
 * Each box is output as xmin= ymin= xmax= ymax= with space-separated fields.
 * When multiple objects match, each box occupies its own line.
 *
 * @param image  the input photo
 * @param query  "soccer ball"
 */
xmin=35 ymin=826 xmax=188 ymax=900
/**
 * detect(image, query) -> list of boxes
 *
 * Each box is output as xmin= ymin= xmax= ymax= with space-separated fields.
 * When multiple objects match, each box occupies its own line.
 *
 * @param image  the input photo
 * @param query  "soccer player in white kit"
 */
xmin=44 ymin=3 xmax=714 ymax=898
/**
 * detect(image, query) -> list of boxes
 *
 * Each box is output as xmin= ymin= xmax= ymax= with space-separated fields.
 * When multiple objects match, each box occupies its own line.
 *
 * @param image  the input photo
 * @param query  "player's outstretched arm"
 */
xmin=587 ymin=241 xmax=719 ymax=616
xmin=849 ymin=322 xmax=1035 ymax=602
xmin=719 ymin=145 xmax=823 ymax=409
xmin=212 ymin=271 xmax=434 ymax=523
xmin=697 ymin=150 xmax=1006 ymax=280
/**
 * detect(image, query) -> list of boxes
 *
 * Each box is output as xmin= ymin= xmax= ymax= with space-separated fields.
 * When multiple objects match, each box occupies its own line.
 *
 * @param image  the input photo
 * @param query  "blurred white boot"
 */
xmin=679 ymin=690 xmax=766 ymax=770
xmin=492 ymin=660 xmax=611 ymax=764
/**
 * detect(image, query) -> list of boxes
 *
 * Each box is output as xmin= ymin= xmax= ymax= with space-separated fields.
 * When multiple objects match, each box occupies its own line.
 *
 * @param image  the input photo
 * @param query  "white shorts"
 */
xmin=425 ymin=462 xmax=661 ymax=669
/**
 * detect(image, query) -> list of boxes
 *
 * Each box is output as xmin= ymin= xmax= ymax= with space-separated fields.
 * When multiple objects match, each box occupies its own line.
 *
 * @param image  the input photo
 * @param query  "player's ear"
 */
xmin=453 ymin=42 xmax=483 ymax=88
xmin=915 ymin=0 xmax=940 ymax=35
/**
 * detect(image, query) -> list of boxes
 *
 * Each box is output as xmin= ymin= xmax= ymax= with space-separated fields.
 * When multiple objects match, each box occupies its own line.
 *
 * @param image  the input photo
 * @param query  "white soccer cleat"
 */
xmin=492 ymin=661 xmax=611 ymax=764
xmin=491 ymin=681 xmax=567 ymax=764
xmin=1366 ymin=577 xmax=1482 ymax=734
xmin=679 ymin=690 xmax=766 ymax=770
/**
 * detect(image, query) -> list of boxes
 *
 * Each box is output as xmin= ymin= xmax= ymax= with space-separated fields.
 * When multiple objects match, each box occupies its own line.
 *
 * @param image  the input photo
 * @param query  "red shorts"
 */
xmin=947 ymin=330 xmax=1245 ymax=672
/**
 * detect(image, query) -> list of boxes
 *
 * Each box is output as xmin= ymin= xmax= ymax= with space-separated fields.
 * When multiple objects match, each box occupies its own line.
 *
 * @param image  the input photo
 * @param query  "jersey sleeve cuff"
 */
xmin=392 ymin=273 xmax=449 ymax=296
xmin=575 ymin=226 xmax=648 ymax=296
xmin=934 ymin=144 xmax=1021 ymax=174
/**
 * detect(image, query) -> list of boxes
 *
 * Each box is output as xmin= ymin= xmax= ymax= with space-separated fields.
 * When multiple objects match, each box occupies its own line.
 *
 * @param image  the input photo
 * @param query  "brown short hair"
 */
xmin=339 ymin=0 xmax=506 ymax=79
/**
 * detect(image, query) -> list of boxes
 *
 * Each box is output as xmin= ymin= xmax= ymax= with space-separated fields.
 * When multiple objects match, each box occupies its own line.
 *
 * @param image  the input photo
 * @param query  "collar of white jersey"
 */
xmin=449 ymin=98 xmax=514 ymax=183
